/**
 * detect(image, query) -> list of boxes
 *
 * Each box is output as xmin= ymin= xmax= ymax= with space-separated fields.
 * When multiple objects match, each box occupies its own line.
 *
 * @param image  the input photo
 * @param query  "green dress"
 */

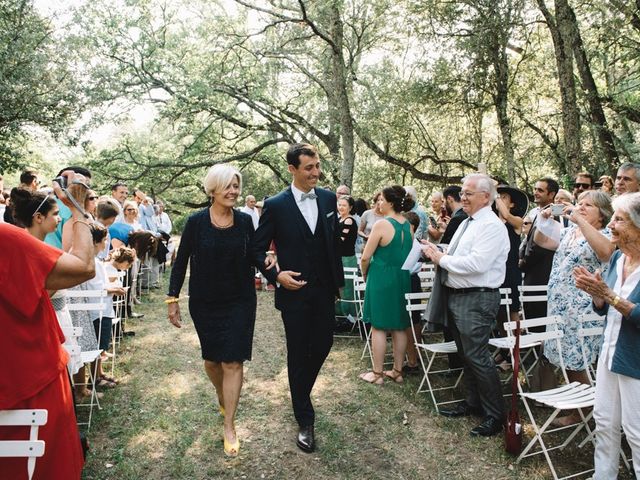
xmin=363 ymin=217 xmax=412 ymax=330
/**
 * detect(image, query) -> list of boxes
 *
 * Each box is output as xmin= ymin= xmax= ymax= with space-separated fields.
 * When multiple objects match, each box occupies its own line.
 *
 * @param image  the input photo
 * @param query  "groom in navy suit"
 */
xmin=254 ymin=143 xmax=344 ymax=452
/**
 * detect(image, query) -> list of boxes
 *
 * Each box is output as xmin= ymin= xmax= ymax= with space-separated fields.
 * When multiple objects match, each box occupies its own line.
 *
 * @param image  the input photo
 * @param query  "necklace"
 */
xmin=210 ymin=209 xmax=233 ymax=229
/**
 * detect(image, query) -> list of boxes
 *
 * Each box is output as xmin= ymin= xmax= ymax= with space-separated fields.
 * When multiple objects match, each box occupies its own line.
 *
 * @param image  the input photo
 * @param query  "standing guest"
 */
xmin=132 ymin=189 xmax=157 ymax=232
xmin=111 ymin=182 xmax=129 ymax=220
xmin=427 ymin=191 xmax=445 ymax=243
xmin=352 ymin=198 xmax=368 ymax=254
xmin=336 ymin=184 xmax=350 ymax=197
xmin=614 ymin=162 xmax=640 ymax=196
xmin=168 ymin=164 xmax=265 ymax=458
xmin=240 ymin=194 xmax=260 ymax=231
xmin=19 ymin=169 xmax=39 ymax=192
xmin=154 ymin=201 xmax=173 ymax=234
xmin=358 ymin=192 xmax=385 ymax=244
xmin=0 ymin=172 xmax=94 ymax=480
xmin=519 ymin=177 xmax=559 ymax=323
xmin=493 ymin=185 xmax=528 ymax=370
xmin=555 ymin=189 xmax=574 ymax=205
xmin=534 ymin=190 xmax=614 ymax=426
xmin=401 ymin=210 xmax=423 ymax=375
xmin=335 ymin=195 xmax=358 ymax=318
xmin=404 ymin=186 xmax=428 ymax=241
xmin=440 ymin=186 xmax=467 ymax=245
xmin=359 ymin=186 xmax=414 ymax=384
xmin=253 ymin=143 xmax=344 ymax=453
xmin=597 ymin=175 xmax=614 ymax=194
xmin=421 ymin=174 xmax=509 ymax=437
xmin=574 ymin=192 xmax=640 ymax=479
xmin=85 ymin=190 xmax=99 ymax=217
xmin=572 ymin=172 xmax=594 ymax=198
xmin=45 ymin=166 xmax=93 ymax=249
xmin=95 ymin=200 xmax=119 ymax=260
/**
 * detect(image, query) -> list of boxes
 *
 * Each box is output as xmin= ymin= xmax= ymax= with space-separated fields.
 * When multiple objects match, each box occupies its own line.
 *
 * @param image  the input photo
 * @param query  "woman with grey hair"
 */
xmin=535 ymin=190 xmax=615 ymax=426
xmin=166 ymin=164 xmax=271 ymax=457
xmin=574 ymin=192 xmax=640 ymax=478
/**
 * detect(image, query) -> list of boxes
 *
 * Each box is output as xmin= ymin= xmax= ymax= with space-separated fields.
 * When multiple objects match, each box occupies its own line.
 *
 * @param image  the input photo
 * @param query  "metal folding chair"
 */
xmin=0 ymin=409 xmax=47 ymax=480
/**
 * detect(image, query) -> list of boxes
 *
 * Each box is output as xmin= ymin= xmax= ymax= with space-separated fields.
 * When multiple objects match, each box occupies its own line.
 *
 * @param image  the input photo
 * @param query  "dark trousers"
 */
xmin=448 ymin=290 xmax=505 ymax=421
xmin=281 ymin=284 xmax=335 ymax=427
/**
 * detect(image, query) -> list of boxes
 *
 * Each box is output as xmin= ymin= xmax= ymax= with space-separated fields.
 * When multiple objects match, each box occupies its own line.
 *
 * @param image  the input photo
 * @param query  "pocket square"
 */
xmin=326 ymin=211 xmax=334 ymax=218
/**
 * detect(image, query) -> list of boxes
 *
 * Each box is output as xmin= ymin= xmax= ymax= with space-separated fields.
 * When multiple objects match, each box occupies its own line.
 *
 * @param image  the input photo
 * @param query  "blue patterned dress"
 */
xmin=544 ymin=226 xmax=611 ymax=371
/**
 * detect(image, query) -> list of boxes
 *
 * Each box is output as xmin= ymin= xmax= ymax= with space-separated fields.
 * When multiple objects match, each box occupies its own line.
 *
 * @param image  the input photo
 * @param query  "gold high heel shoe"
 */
xmin=223 ymin=430 xmax=239 ymax=457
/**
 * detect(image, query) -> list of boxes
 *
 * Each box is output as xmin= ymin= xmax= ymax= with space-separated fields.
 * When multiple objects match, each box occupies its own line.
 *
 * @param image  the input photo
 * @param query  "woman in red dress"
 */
xmin=0 ymin=172 xmax=95 ymax=480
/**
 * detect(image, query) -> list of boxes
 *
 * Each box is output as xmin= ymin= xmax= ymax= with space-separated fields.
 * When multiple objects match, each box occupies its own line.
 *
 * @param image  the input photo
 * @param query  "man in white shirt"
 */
xmin=239 ymin=195 xmax=260 ymax=230
xmin=422 ymin=173 xmax=509 ymax=437
xmin=154 ymin=201 xmax=173 ymax=234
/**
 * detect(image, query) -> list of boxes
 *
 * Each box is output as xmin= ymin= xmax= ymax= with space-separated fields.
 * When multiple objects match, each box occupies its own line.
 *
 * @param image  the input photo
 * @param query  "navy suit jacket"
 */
xmin=593 ymin=250 xmax=640 ymax=380
xmin=254 ymin=186 xmax=344 ymax=311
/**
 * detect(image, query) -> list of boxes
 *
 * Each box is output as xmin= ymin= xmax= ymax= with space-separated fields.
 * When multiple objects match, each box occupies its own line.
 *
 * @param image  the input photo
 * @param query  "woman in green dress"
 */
xmin=359 ymin=185 xmax=415 ymax=384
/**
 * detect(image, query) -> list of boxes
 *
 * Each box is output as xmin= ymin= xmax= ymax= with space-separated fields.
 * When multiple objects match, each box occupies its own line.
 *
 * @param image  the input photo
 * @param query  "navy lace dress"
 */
xmin=168 ymin=208 xmax=257 ymax=362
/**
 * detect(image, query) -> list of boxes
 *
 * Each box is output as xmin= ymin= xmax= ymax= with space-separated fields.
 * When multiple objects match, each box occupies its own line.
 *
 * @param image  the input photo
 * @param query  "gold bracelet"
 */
xmin=610 ymin=295 xmax=621 ymax=307
xmin=164 ymin=297 xmax=179 ymax=304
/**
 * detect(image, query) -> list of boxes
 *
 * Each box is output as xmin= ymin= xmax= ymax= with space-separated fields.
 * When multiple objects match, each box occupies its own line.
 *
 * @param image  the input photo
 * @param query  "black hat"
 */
xmin=496 ymin=185 xmax=529 ymax=218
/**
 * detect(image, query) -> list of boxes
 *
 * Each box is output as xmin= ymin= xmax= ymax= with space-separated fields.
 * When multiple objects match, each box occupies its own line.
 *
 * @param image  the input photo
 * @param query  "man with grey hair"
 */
xmin=404 ymin=185 xmax=428 ymax=241
xmin=240 ymin=194 xmax=260 ymax=230
xmin=421 ymin=173 xmax=509 ymax=437
xmin=615 ymin=162 xmax=640 ymax=196
xmin=336 ymin=184 xmax=350 ymax=197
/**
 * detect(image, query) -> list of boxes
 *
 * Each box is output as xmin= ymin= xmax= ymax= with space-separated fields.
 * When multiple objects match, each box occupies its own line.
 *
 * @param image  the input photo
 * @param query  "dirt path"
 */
xmin=81 ymin=288 xmax=604 ymax=479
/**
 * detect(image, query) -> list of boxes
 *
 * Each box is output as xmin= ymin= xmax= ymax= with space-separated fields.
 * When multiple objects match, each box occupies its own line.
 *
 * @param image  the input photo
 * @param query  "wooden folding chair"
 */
xmin=0 ymin=409 xmax=47 ymax=480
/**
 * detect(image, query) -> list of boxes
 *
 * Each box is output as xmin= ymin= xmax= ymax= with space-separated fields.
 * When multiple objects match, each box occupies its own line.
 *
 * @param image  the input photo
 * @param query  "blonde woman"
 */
xmin=167 ymin=164 xmax=269 ymax=457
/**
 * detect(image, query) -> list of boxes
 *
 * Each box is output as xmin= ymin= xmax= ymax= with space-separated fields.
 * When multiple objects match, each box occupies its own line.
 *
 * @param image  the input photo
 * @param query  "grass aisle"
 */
xmin=83 ymin=287 xmax=592 ymax=480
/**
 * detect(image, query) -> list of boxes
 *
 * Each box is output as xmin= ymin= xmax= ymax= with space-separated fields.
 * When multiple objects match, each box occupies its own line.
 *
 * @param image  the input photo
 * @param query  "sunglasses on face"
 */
xmin=125 ymin=208 xmax=136 ymax=212
xmin=88 ymin=196 xmax=99 ymax=200
xmin=573 ymin=182 xmax=591 ymax=189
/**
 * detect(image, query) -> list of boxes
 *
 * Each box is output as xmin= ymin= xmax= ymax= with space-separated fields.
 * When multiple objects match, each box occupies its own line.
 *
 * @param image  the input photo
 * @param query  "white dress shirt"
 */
xmin=240 ymin=206 xmax=260 ymax=230
xmin=601 ymin=254 xmax=640 ymax=370
xmin=439 ymin=205 xmax=509 ymax=288
xmin=291 ymin=184 xmax=318 ymax=233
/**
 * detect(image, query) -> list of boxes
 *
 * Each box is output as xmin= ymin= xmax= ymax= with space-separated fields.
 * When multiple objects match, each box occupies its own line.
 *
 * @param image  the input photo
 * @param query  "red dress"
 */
xmin=0 ymin=223 xmax=84 ymax=479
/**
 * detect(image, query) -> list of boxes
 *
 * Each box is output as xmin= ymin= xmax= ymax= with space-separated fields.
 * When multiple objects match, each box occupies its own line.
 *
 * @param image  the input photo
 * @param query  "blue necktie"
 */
xmin=300 ymin=192 xmax=317 ymax=201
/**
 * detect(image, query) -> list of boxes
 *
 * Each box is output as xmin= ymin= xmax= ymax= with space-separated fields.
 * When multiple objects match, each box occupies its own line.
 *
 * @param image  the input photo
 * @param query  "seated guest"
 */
xmin=574 ymin=192 xmax=640 ymax=479
xmin=0 ymin=172 xmax=94 ymax=479
xmin=359 ymin=186 xmax=414 ymax=384
xmin=535 ymin=190 xmax=614 ymax=426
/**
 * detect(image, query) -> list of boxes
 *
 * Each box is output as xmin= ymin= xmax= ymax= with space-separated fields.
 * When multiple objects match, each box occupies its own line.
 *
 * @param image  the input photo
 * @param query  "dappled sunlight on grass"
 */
xmin=127 ymin=429 xmax=170 ymax=460
xmin=146 ymin=370 xmax=200 ymax=400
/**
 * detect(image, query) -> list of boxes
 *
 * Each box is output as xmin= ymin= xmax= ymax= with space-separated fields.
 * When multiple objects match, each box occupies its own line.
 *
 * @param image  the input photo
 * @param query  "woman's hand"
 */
xmin=168 ymin=302 xmax=182 ymax=328
xmin=52 ymin=171 xmax=89 ymax=216
xmin=574 ymin=267 xmax=609 ymax=307
xmin=265 ymin=252 xmax=278 ymax=270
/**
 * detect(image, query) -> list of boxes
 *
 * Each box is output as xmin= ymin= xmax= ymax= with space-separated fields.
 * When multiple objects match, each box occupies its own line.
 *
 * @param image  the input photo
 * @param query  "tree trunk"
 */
xmin=492 ymin=44 xmax=516 ymax=184
xmin=327 ymin=3 xmax=356 ymax=189
xmin=536 ymin=0 xmax=582 ymax=177
xmin=558 ymin=0 xmax=619 ymax=172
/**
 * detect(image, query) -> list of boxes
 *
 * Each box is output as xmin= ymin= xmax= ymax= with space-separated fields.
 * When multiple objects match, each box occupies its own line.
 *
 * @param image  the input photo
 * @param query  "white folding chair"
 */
xmin=405 ymin=292 xmax=464 ymax=411
xmin=577 ymin=313 xmax=605 ymax=386
xmin=0 ymin=409 xmax=47 ymax=480
xmin=335 ymin=267 xmax=362 ymax=339
xmin=65 ymin=289 xmax=106 ymax=431
xmin=504 ymin=315 xmax=597 ymax=480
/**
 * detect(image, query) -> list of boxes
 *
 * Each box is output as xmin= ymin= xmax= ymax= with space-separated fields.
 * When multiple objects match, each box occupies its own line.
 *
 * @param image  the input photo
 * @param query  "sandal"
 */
xmin=99 ymin=374 xmax=119 ymax=384
xmin=358 ymin=370 xmax=384 ymax=385
xmin=223 ymin=429 xmax=239 ymax=457
xmin=384 ymin=368 xmax=404 ymax=384
xmin=96 ymin=378 xmax=117 ymax=389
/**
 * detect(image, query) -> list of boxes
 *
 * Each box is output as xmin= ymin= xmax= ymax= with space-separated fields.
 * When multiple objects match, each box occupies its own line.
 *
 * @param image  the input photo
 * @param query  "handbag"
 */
xmin=529 ymin=354 xmax=558 ymax=392
xmin=505 ymin=317 xmax=523 ymax=455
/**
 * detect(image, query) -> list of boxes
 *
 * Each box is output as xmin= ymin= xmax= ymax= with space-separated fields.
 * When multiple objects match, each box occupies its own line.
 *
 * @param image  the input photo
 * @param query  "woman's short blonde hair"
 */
xmin=203 ymin=164 xmax=242 ymax=197
xmin=123 ymin=200 xmax=138 ymax=213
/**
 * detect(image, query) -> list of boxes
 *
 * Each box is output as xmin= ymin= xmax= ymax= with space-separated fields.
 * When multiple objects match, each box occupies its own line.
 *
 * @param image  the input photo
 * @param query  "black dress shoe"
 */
xmin=470 ymin=416 xmax=503 ymax=437
xmin=439 ymin=401 xmax=483 ymax=418
xmin=296 ymin=425 xmax=315 ymax=453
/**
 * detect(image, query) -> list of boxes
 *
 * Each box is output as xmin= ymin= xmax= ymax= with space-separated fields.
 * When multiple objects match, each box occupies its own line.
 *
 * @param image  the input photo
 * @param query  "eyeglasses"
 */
xmin=32 ymin=194 xmax=51 ymax=217
xmin=460 ymin=191 xmax=484 ymax=198
xmin=573 ymin=182 xmax=592 ymax=189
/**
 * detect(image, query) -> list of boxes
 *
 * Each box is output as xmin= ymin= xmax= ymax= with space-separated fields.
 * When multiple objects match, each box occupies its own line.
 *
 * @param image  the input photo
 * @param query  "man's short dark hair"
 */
xmin=56 ymin=166 xmax=92 ymax=179
xmin=286 ymin=143 xmax=318 ymax=168
xmin=575 ymin=172 xmax=594 ymax=185
xmin=442 ymin=185 xmax=462 ymax=203
xmin=19 ymin=170 xmax=38 ymax=185
xmin=537 ymin=177 xmax=560 ymax=195
xmin=96 ymin=200 xmax=119 ymax=220
xmin=111 ymin=182 xmax=128 ymax=191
